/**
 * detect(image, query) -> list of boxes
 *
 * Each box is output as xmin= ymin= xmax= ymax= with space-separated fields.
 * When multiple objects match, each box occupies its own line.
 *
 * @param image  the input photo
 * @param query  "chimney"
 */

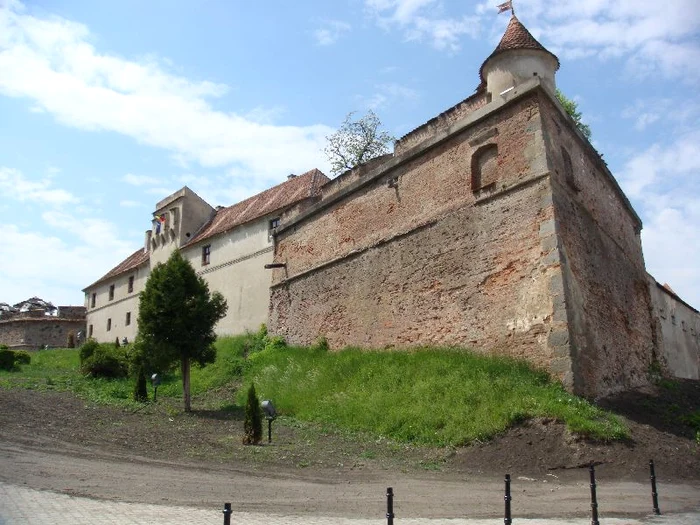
xmin=144 ymin=229 xmax=152 ymax=251
xmin=287 ymin=173 xmax=297 ymax=180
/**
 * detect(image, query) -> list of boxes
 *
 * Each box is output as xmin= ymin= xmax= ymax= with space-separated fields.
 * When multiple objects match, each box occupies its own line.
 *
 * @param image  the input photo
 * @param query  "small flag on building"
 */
xmin=497 ymin=0 xmax=513 ymax=14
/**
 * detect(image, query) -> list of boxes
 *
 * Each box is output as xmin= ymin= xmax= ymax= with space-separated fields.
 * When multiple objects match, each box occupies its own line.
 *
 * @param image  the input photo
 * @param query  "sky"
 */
xmin=1 ymin=0 xmax=699 ymax=310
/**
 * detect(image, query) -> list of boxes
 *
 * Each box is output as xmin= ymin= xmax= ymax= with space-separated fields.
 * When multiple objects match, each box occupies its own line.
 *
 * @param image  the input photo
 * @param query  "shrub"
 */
xmin=79 ymin=338 xmax=99 ymax=365
xmin=81 ymin=344 xmax=129 ymax=378
xmin=115 ymin=337 xmax=120 ymax=348
xmin=13 ymin=350 xmax=31 ymax=365
xmin=133 ymin=363 xmax=148 ymax=402
xmin=0 ymin=348 xmax=31 ymax=371
xmin=66 ymin=331 xmax=76 ymax=348
xmin=243 ymin=383 xmax=263 ymax=445
xmin=0 ymin=348 xmax=15 ymax=371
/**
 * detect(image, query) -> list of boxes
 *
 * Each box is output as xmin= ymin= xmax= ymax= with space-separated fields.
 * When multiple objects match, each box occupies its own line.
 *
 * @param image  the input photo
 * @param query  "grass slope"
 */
xmin=1 ymin=333 xmax=627 ymax=445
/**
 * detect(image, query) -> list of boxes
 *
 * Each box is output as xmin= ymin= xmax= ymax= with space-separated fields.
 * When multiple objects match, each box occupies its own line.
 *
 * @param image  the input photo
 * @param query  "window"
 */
xmin=471 ymin=143 xmax=499 ymax=194
xmin=125 ymin=312 xmax=131 ymax=326
xmin=91 ymin=293 xmax=96 ymax=308
xmin=109 ymin=284 xmax=115 ymax=301
xmin=107 ymin=318 xmax=112 ymax=331
xmin=268 ymin=217 xmax=280 ymax=240
xmin=88 ymin=324 xmax=93 ymax=337
xmin=128 ymin=275 xmax=134 ymax=293
xmin=561 ymin=147 xmax=579 ymax=191
xmin=202 ymin=244 xmax=211 ymax=266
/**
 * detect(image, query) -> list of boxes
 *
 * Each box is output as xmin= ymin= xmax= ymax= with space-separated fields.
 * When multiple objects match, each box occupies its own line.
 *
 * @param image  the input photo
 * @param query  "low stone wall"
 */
xmin=0 ymin=318 xmax=86 ymax=350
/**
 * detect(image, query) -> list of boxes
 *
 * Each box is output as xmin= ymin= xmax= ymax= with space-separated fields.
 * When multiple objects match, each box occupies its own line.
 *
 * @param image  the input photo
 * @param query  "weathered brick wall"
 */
xmin=541 ymin=94 xmax=655 ymax=397
xmin=271 ymin=90 xmax=571 ymax=380
xmin=395 ymin=92 xmax=489 ymax=155
xmin=0 ymin=318 xmax=86 ymax=350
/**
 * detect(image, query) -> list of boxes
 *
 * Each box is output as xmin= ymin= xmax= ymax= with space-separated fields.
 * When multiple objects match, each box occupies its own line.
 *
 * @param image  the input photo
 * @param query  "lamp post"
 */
xmin=151 ymin=373 xmax=161 ymax=402
xmin=261 ymin=400 xmax=277 ymax=443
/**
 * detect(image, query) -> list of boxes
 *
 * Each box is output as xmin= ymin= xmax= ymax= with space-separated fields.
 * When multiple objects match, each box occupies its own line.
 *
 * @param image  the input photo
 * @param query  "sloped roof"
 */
xmin=186 ymin=168 xmax=329 ymax=247
xmin=479 ymin=15 xmax=559 ymax=83
xmin=84 ymin=248 xmax=149 ymax=291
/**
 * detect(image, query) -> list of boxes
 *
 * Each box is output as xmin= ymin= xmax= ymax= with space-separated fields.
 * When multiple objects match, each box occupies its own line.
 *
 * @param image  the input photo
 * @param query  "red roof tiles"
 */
xmin=85 ymin=168 xmax=329 ymax=291
xmin=479 ymin=15 xmax=559 ymax=83
xmin=84 ymin=247 xmax=149 ymax=290
xmin=186 ymin=168 xmax=328 ymax=247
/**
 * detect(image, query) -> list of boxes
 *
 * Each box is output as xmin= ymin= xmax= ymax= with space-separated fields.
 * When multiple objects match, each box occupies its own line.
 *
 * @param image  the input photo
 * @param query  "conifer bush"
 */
xmin=243 ymin=383 xmax=263 ymax=445
xmin=67 ymin=331 xmax=76 ymax=348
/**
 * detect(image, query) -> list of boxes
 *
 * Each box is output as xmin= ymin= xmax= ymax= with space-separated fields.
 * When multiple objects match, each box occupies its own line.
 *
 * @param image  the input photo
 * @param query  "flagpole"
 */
xmin=511 ymin=0 xmax=515 ymax=16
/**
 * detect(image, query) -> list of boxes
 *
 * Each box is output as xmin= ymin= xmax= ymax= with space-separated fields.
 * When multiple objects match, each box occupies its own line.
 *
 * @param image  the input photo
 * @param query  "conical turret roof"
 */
xmin=479 ymin=15 xmax=559 ymax=84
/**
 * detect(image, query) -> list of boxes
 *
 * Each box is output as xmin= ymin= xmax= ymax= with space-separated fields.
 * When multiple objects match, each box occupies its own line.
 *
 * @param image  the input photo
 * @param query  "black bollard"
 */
xmin=650 ymin=459 xmax=661 ymax=515
xmin=222 ymin=502 xmax=231 ymax=525
xmin=504 ymin=474 xmax=512 ymax=525
xmin=589 ymin=465 xmax=600 ymax=525
xmin=386 ymin=487 xmax=395 ymax=525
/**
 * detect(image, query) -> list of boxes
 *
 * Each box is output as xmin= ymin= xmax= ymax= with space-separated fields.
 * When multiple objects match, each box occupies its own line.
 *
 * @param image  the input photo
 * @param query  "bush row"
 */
xmin=79 ymin=338 xmax=129 ymax=378
xmin=0 ymin=345 xmax=32 ymax=371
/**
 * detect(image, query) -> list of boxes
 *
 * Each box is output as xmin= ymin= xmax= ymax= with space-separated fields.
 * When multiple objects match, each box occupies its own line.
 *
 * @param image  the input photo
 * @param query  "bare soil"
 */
xmin=1 ymin=381 xmax=699 ymax=518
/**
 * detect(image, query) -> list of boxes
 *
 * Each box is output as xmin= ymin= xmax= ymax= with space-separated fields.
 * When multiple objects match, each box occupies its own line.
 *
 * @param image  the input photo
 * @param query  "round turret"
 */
xmin=479 ymin=15 xmax=559 ymax=98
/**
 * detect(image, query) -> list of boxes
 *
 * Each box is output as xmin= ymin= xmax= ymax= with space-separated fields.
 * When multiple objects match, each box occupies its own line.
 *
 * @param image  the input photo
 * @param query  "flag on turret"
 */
xmin=497 ymin=1 xmax=513 ymax=14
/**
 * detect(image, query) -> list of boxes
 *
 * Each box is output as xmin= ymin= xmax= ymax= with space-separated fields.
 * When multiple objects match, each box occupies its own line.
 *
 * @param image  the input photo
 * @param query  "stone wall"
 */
xmin=540 ymin=93 xmax=655 ymax=397
xmin=648 ymin=277 xmax=700 ymax=380
xmin=0 ymin=318 xmax=86 ymax=350
xmin=270 ymin=87 xmax=573 ymax=382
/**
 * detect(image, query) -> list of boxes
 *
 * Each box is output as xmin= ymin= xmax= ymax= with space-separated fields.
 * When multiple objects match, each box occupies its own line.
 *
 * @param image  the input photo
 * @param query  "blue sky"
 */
xmin=1 ymin=0 xmax=699 ymax=309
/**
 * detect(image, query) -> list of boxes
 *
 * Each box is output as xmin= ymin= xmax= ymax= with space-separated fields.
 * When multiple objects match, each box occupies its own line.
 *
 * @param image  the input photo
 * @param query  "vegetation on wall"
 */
xmin=556 ymin=89 xmax=592 ymax=140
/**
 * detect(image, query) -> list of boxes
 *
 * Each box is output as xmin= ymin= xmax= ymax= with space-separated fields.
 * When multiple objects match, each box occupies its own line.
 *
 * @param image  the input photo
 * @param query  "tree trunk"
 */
xmin=181 ymin=357 xmax=191 ymax=412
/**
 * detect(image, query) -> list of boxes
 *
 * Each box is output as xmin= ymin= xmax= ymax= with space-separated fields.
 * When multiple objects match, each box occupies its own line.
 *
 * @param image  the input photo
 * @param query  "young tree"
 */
xmin=242 ymin=383 xmax=263 ymax=445
xmin=556 ymin=90 xmax=592 ymax=140
xmin=137 ymin=250 xmax=227 ymax=412
xmin=324 ymin=110 xmax=395 ymax=177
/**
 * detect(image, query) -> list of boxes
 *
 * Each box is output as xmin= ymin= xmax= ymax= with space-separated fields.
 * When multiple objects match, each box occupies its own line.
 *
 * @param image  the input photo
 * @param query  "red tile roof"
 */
xmin=479 ymin=15 xmax=559 ymax=83
xmin=186 ymin=168 xmax=329 ymax=247
xmin=84 ymin=248 xmax=149 ymax=290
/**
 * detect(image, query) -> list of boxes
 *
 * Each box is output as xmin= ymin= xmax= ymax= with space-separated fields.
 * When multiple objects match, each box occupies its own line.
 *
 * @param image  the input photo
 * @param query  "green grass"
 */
xmin=2 ymin=334 xmax=627 ymax=445
xmin=241 ymin=344 xmax=627 ymax=445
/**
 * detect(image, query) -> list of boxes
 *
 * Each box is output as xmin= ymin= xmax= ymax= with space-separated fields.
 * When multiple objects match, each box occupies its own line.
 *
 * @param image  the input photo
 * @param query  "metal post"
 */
xmin=222 ymin=502 xmax=231 ymax=525
xmin=268 ymin=419 xmax=272 ymax=444
xmin=386 ymin=487 xmax=395 ymax=525
xmin=589 ymin=464 xmax=600 ymax=525
xmin=504 ymin=474 xmax=512 ymax=525
xmin=153 ymin=385 xmax=158 ymax=403
xmin=650 ymin=459 xmax=661 ymax=515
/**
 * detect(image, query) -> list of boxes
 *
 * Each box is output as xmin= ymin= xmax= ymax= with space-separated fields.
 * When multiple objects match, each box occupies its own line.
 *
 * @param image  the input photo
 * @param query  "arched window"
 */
xmin=471 ymin=143 xmax=499 ymax=193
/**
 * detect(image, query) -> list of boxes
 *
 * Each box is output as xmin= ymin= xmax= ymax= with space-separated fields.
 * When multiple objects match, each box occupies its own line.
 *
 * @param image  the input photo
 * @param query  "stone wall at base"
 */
xmin=0 ymin=318 xmax=86 ymax=350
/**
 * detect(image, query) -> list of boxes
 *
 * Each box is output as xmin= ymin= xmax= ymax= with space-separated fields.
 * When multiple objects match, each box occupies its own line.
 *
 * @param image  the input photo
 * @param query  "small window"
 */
xmin=88 ymin=324 xmax=93 ymax=337
xmin=561 ymin=147 xmax=579 ymax=191
xmin=91 ymin=293 xmax=96 ymax=308
xmin=471 ymin=143 xmax=499 ymax=193
xmin=125 ymin=312 xmax=131 ymax=326
xmin=268 ymin=217 xmax=280 ymax=240
xmin=109 ymin=284 xmax=115 ymax=301
xmin=128 ymin=275 xmax=134 ymax=293
xmin=202 ymin=245 xmax=211 ymax=266
xmin=107 ymin=318 xmax=112 ymax=331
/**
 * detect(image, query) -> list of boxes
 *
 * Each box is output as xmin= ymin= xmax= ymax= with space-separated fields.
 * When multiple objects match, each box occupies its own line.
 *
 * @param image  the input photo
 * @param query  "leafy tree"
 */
xmin=556 ymin=90 xmax=592 ymax=140
xmin=137 ymin=250 xmax=227 ymax=412
xmin=324 ymin=110 xmax=395 ymax=177
xmin=243 ymin=383 xmax=263 ymax=445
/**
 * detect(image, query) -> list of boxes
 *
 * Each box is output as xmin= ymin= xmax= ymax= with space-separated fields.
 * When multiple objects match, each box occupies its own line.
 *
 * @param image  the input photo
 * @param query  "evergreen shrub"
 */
xmin=243 ymin=383 xmax=263 ymax=445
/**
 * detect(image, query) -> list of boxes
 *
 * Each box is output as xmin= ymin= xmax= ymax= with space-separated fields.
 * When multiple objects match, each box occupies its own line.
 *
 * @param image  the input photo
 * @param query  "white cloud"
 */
xmin=365 ymin=0 xmax=480 ymax=52
xmin=0 ymin=2 xmax=332 ymax=180
xmin=122 ymin=173 xmax=160 ymax=186
xmin=314 ymin=20 xmax=351 ymax=46
xmin=510 ymin=0 xmax=700 ymax=82
xmin=618 ymin=130 xmax=700 ymax=306
xmin=1 ymin=223 xmax=134 ymax=306
xmin=359 ymin=82 xmax=419 ymax=110
xmin=0 ymin=166 xmax=77 ymax=205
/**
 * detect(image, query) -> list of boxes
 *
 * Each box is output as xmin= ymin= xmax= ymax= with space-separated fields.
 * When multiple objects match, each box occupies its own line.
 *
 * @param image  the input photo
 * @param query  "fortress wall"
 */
xmin=541 ymin=93 xmax=656 ymax=397
xmin=270 ymin=91 xmax=570 ymax=377
xmin=0 ymin=318 xmax=86 ymax=350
